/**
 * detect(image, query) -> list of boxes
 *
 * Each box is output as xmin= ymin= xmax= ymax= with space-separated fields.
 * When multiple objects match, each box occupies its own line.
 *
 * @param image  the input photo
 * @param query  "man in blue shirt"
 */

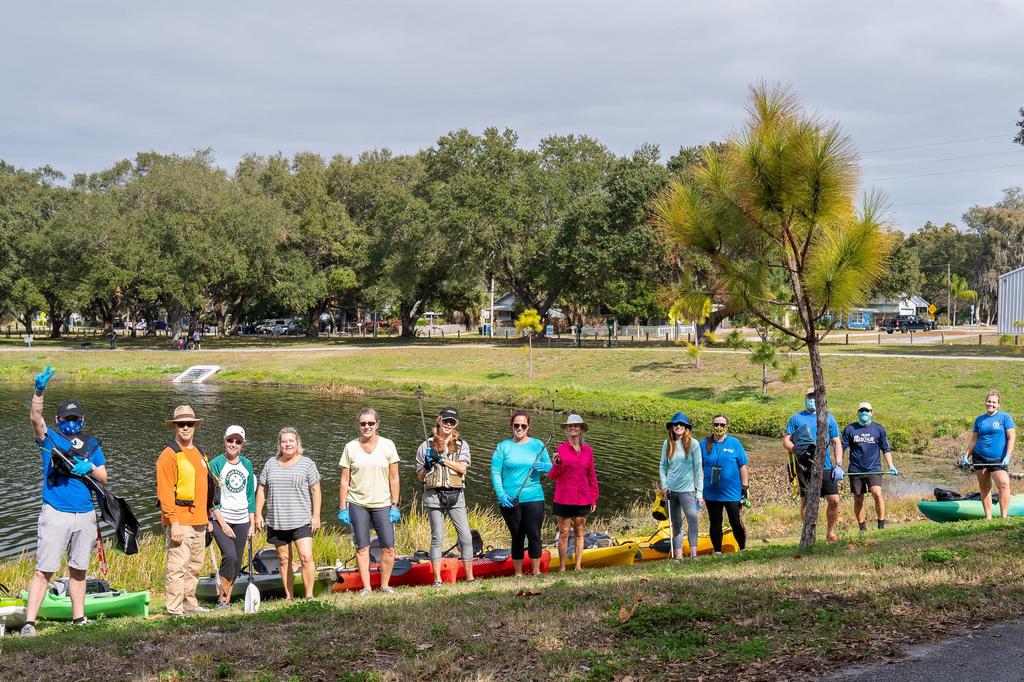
xmin=21 ymin=366 xmax=108 ymax=637
xmin=783 ymin=387 xmax=843 ymax=542
xmin=842 ymin=402 xmax=897 ymax=532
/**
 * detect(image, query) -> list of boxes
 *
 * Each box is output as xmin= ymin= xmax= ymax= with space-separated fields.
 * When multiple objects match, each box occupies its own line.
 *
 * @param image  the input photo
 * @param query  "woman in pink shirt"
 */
xmin=548 ymin=414 xmax=599 ymax=571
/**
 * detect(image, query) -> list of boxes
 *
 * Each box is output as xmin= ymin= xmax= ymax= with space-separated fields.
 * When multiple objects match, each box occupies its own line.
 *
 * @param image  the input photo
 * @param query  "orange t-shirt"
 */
xmin=156 ymin=442 xmax=210 ymax=526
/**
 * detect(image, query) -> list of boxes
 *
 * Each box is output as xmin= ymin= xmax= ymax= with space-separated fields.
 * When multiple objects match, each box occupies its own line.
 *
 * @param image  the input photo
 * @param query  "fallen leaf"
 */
xmin=415 ymin=643 xmax=433 ymax=651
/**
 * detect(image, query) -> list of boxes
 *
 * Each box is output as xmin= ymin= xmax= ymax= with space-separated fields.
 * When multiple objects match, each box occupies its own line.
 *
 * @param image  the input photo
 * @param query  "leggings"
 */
xmin=427 ymin=503 xmax=474 ymax=561
xmin=706 ymin=500 xmax=747 ymax=552
xmin=668 ymin=491 xmax=699 ymax=554
xmin=499 ymin=501 xmax=545 ymax=560
xmin=211 ymin=520 xmax=250 ymax=580
xmin=349 ymin=503 xmax=396 ymax=549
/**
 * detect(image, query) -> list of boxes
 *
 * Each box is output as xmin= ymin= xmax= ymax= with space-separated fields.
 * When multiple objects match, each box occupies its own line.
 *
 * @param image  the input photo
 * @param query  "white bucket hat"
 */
xmin=560 ymin=413 xmax=588 ymax=432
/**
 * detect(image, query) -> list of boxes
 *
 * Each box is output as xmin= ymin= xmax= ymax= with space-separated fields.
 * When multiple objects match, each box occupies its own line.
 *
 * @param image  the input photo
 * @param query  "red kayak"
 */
xmin=454 ymin=549 xmax=551 ymax=581
xmin=332 ymin=557 xmax=458 ymax=592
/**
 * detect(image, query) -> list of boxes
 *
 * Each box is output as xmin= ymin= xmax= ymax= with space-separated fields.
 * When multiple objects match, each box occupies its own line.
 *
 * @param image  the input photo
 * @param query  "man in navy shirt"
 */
xmin=783 ymin=387 xmax=843 ymax=542
xmin=842 ymin=402 xmax=897 ymax=532
xmin=21 ymin=366 xmax=108 ymax=636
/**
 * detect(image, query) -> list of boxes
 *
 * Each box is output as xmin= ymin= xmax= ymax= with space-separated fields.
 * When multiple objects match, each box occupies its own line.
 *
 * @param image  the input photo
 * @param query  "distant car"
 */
xmin=286 ymin=322 xmax=307 ymax=335
xmin=270 ymin=324 xmax=288 ymax=335
xmin=879 ymin=315 xmax=936 ymax=334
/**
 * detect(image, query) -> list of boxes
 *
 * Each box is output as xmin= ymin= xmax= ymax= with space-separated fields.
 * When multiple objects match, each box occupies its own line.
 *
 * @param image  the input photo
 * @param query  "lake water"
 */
xmin=0 ymin=383 xmax=950 ymax=558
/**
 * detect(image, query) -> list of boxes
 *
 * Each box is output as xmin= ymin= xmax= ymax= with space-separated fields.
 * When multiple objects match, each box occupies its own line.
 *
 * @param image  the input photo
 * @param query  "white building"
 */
xmin=997 ymin=266 xmax=1024 ymax=334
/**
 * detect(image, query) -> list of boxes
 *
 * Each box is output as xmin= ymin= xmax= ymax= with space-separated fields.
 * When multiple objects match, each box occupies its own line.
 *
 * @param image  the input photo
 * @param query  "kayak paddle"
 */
xmin=244 ymin=537 xmax=260 ymax=613
xmin=209 ymin=541 xmax=223 ymax=603
xmin=50 ymin=447 xmax=139 ymax=554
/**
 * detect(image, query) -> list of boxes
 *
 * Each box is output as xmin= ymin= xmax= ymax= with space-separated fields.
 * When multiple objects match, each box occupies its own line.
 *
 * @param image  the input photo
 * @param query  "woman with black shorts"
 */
xmin=255 ymin=427 xmax=322 ymax=600
xmin=338 ymin=408 xmax=402 ymax=594
xmin=548 ymin=414 xmax=599 ymax=571
xmin=491 ymin=410 xmax=552 ymax=576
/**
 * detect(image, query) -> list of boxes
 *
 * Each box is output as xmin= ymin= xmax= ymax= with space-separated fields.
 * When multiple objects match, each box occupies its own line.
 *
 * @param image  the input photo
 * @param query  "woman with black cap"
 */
xmin=659 ymin=411 xmax=703 ymax=559
xmin=416 ymin=407 xmax=475 ymax=585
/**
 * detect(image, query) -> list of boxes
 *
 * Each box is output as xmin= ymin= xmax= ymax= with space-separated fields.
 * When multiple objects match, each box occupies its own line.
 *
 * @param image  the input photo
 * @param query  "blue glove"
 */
xmin=337 ymin=509 xmax=351 ymax=525
xmin=427 ymin=450 xmax=445 ymax=465
xmin=532 ymin=459 xmax=552 ymax=474
xmin=831 ymin=466 xmax=845 ymax=483
xmin=889 ymin=466 xmax=899 ymax=476
xmin=71 ymin=458 xmax=94 ymax=476
xmin=34 ymin=365 xmax=55 ymax=393
xmin=389 ymin=506 xmax=401 ymax=523
xmin=497 ymin=493 xmax=514 ymax=508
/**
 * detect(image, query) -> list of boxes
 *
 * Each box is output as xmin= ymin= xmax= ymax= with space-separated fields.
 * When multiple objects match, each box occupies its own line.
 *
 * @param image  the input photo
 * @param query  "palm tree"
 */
xmin=652 ymin=84 xmax=894 ymax=549
xmin=948 ymin=273 xmax=977 ymax=325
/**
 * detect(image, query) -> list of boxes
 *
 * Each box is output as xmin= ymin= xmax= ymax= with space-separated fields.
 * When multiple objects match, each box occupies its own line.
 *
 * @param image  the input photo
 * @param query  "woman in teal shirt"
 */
xmin=491 ymin=410 xmax=552 ymax=576
xmin=660 ymin=411 xmax=703 ymax=559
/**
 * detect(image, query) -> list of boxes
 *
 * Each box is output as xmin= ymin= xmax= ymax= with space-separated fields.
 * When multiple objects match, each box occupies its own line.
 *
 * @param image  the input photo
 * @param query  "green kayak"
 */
xmin=21 ymin=588 xmax=150 ymax=621
xmin=918 ymin=494 xmax=1024 ymax=522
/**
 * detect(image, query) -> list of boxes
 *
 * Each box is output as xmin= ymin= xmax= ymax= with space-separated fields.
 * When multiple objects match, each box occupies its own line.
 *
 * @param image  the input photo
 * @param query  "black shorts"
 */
xmin=799 ymin=469 xmax=839 ymax=498
xmin=266 ymin=524 xmax=312 ymax=546
xmin=849 ymin=474 xmax=883 ymax=495
xmin=552 ymin=503 xmax=592 ymax=518
xmin=974 ymin=464 xmax=1008 ymax=473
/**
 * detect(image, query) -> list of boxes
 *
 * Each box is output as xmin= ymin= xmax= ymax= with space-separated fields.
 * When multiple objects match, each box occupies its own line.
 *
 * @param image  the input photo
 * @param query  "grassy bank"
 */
xmin=0 ymin=345 xmax=1020 ymax=453
xmin=3 ymin=516 xmax=1024 ymax=681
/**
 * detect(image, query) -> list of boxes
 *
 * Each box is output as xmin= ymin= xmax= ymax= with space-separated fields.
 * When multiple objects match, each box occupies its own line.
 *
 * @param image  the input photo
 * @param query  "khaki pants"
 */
xmin=164 ymin=524 xmax=207 ymax=614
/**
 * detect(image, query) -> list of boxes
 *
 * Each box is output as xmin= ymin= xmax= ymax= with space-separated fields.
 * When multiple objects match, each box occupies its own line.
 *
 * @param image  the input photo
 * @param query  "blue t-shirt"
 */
xmin=491 ymin=437 xmax=551 ymax=504
xmin=841 ymin=422 xmax=891 ymax=472
xmin=973 ymin=411 xmax=1016 ymax=463
xmin=786 ymin=410 xmax=840 ymax=469
xmin=700 ymin=435 xmax=749 ymax=502
xmin=36 ymin=427 xmax=106 ymax=513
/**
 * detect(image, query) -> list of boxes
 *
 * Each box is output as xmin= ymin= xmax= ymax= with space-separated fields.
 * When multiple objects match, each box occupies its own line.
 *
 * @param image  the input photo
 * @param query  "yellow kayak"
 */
xmin=548 ymin=540 xmax=639 ymax=570
xmin=622 ymin=521 xmax=738 ymax=560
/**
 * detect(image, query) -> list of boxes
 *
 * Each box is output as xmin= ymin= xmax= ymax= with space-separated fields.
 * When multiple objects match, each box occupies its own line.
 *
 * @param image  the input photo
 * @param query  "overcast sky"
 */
xmin=2 ymin=1 xmax=1021 ymax=232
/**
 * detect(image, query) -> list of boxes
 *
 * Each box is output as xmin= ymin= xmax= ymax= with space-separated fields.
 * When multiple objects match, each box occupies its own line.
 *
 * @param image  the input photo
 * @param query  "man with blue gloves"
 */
xmin=22 ymin=365 xmax=108 ymax=636
xmin=842 ymin=402 xmax=897 ymax=532
xmin=783 ymin=387 xmax=842 ymax=541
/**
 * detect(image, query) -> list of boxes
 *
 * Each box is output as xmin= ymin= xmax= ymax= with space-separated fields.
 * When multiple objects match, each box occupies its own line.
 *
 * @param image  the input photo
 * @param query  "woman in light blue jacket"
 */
xmin=660 ymin=411 xmax=703 ymax=559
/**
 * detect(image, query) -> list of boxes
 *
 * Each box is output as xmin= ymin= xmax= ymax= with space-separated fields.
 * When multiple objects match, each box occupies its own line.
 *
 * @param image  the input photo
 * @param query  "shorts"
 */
xmin=799 ymin=469 xmax=839 ymax=498
xmin=849 ymin=474 xmax=883 ymax=495
xmin=552 ymin=503 xmax=592 ymax=518
xmin=266 ymin=524 xmax=312 ymax=546
xmin=37 ymin=504 xmax=97 ymax=573
xmin=974 ymin=464 xmax=1008 ymax=473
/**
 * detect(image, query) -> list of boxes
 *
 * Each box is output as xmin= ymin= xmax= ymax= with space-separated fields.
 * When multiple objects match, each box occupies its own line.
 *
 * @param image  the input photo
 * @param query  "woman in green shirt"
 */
xmin=209 ymin=425 xmax=256 ymax=607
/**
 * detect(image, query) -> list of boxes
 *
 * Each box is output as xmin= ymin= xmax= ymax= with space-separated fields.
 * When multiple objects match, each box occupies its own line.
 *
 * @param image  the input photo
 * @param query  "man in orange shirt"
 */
xmin=156 ymin=405 xmax=213 ymax=616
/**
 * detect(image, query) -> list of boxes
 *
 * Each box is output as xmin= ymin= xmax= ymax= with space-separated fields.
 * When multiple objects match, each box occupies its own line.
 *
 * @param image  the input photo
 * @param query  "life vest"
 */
xmin=166 ymin=440 xmax=220 ymax=509
xmin=422 ymin=438 xmax=466 ymax=490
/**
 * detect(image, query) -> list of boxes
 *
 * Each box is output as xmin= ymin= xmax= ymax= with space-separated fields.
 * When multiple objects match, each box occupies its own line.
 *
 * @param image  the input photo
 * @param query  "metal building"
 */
xmin=998 ymin=266 xmax=1024 ymax=334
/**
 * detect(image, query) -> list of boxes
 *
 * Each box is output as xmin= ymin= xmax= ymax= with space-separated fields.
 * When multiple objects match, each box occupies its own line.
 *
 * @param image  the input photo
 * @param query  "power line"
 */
xmin=861 ymin=134 xmax=1014 ymax=155
xmin=866 ymin=162 xmax=1024 ymax=182
xmin=863 ymin=150 xmax=1023 ymax=170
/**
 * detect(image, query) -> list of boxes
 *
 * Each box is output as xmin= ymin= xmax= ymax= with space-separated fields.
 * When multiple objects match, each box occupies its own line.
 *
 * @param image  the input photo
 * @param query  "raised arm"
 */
xmin=29 ymin=365 xmax=55 ymax=442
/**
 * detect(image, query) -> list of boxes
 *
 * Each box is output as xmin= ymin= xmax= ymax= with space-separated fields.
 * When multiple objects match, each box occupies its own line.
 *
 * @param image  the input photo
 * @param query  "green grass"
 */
xmin=4 ymin=518 xmax=1024 ymax=680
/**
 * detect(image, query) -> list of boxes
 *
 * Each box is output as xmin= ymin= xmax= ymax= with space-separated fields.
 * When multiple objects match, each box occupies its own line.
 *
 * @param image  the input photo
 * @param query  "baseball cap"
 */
xmin=858 ymin=402 xmax=873 ymax=412
xmin=805 ymin=387 xmax=816 ymax=396
xmin=438 ymin=407 xmax=459 ymax=422
xmin=56 ymin=399 xmax=84 ymax=419
xmin=224 ymin=425 xmax=246 ymax=441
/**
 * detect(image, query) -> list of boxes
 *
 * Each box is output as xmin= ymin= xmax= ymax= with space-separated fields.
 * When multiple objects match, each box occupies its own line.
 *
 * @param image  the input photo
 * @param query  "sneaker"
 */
xmin=72 ymin=617 xmax=91 ymax=626
xmin=380 ymin=586 xmax=395 ymax=594
xmin=858 ymin=522 xmax=867 ymax=532
xmin=184 ymin=606 xmax=210 ymax=615
xmin=359 ymin=588 xmax=372 ymax=597
xmin=877 ymin=520 xmax=887 ymax=530
xmin=20 ymin=623 xmax=36 ymax=637
xmin=432 ymin=580 xmax=444 ymax=587
xmin=214 ymin=601 xmax=230 ymax=610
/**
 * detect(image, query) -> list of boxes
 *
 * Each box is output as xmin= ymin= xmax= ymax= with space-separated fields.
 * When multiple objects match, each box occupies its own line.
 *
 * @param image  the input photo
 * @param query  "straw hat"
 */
xmin=561 ymin=413 xmax=588 ymax=432
xmin=165 ymin=404 xmax=204 ymax=428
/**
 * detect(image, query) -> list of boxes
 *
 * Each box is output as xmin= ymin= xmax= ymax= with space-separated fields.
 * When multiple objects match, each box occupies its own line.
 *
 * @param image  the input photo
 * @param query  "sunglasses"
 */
xmin=712 ymin=422 xmax=728 ymax=427
xmin=512 ymin=423 xmax=529 ymax=430
xmin=359 ymin=421 xmax=377 ymax=427
xmin=175 ymin=422 xmax=196 ymax=429
xmin=441 ymin=418 xmax=458 ymax=426
xmin=225 ymin=438 xmax=244 ymax=445
xmin=671 ymin=423 xmax=688 ymax=429
xmin=60 ymin=416 xmax=82 ymax=423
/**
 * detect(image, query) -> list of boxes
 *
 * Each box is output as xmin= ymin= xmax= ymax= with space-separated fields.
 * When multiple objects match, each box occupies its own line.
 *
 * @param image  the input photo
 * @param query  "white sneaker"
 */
xmin=380 ymin=586 xmax=395 ymax=594
xmin=20 ymin=623 xmax=36 ymax=637
xmin=359 ymin=588 xmax=372 ymax=597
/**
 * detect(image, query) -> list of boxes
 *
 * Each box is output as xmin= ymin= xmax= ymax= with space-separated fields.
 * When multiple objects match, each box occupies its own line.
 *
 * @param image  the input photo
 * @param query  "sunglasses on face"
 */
xmin=712 ymin=422 xmax=727 ymax=427
xmin=512 ymin=423 xmax=529 ymax=430
xmin=441 ymin=418 xmax=458 ymax=426
xmin=225 ymin=438 xmax=243 ymax=445
xmin=671 ymin=424 xmax=687 ymax=429
xmin=176 ymin=422 xmax=195 ymax=429
xmin=359 ymin=421 xmax=377 ymax=427
xmin=61 ymin=416 xmax=82 ymax=423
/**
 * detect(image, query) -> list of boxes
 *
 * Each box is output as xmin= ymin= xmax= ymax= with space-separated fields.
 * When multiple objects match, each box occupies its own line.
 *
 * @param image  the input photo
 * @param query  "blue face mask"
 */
xmin=57 ymin=419 xmax=83 ymax=437
xmin=858 ymin=412 xmax=872 ymax=426
xmin=805 ymin=398 xmax=816 ymax=412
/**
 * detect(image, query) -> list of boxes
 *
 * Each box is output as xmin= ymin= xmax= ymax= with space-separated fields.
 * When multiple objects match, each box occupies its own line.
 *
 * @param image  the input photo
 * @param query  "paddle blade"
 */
xmin=245 ymin=581 xmax=260 ymax=613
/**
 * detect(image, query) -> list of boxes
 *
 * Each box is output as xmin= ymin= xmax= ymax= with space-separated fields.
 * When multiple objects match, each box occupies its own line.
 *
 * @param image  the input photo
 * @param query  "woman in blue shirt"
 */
xmin=968 ymin=390 xmax=1016 ymax=519
xmin=659 ymin=412 xmax=703 ymax=559
xmin=700 ymin=414 xmax=749 ymax=553
xmin=491 ymin=410 xmax=552 ymax=576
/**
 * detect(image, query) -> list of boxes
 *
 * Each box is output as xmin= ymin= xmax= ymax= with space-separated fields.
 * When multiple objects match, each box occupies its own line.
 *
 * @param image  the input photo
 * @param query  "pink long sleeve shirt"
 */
xmin=548 ymin=441 xmax=599 ymax=506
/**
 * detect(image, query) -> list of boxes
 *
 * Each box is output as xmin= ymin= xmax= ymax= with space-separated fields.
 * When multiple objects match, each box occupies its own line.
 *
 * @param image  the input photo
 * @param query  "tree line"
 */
xmin=0 ymin=130 xmax=1021 ymax=339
